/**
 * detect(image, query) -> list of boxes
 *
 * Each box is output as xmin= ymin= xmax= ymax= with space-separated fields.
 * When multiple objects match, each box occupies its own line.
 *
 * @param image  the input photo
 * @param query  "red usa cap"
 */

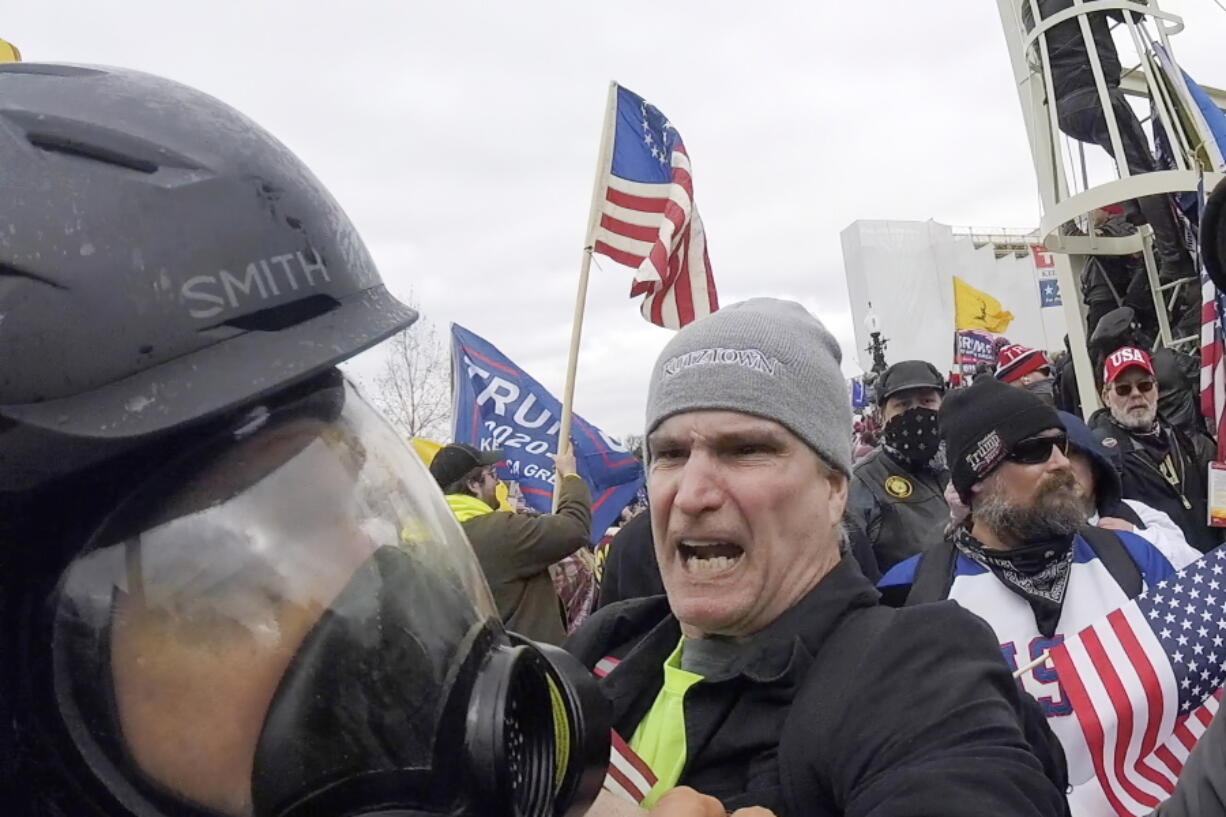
xmin=1103 ymin=346 xmax=1154 ymax=383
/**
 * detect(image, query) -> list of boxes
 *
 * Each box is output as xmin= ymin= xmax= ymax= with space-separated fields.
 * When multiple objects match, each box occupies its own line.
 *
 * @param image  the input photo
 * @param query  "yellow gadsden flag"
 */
xmin=0 ymin=39 xmax=21 ymax=63
xmin=953 ymin=277 xmax=1014 ymax=333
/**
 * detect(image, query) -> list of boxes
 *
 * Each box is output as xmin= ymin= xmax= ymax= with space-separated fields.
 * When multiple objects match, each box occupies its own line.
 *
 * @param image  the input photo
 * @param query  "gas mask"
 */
xmin=882 ymin=407 xmax=942 ymax=467
xmin=45 ymin=374 xmax=608 ymax=817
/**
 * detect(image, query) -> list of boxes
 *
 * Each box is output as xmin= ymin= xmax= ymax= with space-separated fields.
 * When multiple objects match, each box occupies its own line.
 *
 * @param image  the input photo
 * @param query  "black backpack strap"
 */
xmin=1103 ymin=500 xmax=1144 ymax=529
xmin=1077 ymin=525 xmax=1144 ymax=599
xmin=903 ymin=539 xmax=958 ymax=606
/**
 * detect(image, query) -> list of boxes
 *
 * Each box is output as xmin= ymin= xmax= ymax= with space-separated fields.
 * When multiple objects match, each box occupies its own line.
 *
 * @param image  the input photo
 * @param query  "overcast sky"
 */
xmin=8 ymin=2 xmax=1226 ymax=438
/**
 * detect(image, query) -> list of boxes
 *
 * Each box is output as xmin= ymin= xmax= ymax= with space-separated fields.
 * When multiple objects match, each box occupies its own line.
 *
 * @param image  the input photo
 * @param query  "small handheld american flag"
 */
xmin=1050 ymin=547 xmax=1226 ymax=816
xmin=591 ymin=85 xmax=718 ymax=329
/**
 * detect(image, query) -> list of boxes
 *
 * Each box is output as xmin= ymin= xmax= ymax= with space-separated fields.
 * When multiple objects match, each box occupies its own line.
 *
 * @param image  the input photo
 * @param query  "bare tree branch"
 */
xmin=369 ymin=295 xmax=451 ymax=440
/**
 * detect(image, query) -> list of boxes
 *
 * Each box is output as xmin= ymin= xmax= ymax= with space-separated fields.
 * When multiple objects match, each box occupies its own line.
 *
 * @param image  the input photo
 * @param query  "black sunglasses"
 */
xmin=1007 ymin=433 xmax=1069 ymax=465
xmin=1111 ymin=379 xmax=1156 ymax=397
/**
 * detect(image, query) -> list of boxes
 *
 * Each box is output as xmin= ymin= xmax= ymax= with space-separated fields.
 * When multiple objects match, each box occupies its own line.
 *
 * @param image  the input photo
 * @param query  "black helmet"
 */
xmin=0 ymin=62 xmax=416 ymax=491
xmin=0 ymin=65 xmax=607 ymax=817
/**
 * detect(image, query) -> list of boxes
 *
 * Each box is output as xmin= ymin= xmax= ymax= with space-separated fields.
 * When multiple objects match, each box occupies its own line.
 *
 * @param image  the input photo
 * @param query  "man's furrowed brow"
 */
xmin=709 ymin=426 xmax=789 ymax=450
xmin=647 ymin=430 xmax=685 ymax=453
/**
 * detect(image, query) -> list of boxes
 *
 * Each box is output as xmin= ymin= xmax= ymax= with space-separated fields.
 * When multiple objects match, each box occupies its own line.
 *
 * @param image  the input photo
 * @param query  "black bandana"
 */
xmin=882 ymin=407 xmax=942 ymax=466
xmin=953 ymin=526 xmax=1075 ymax=638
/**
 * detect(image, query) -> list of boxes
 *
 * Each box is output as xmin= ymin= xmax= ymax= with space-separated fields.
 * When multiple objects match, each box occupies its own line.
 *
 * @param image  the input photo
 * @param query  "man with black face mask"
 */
xmin=879 ymin=376 xmax=1201 ymax=817
xmin=848 ymin=360 xmax=949 ymax=572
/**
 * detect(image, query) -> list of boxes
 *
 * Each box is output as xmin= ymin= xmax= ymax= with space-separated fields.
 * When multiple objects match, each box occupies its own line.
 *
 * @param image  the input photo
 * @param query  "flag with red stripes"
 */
xmin=591 ymin=85 xmax=718 ymax=329
xmin=1199 ymin=273 xmax=1226 ymax=459
xmin=591 ymin=654 xmax=659 ymax=804
xmin=603 ymin=729 xmax=659 ymax=805
xmin=593 ymin=655 xmax=620 ymax=678
xmin=1049 ymin=547 xmax=1226 ymax=816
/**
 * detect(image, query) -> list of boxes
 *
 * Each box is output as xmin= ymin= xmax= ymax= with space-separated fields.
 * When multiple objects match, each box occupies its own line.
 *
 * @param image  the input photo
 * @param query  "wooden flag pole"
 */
xmin=554 ymin=81 xmax=619 ymax=510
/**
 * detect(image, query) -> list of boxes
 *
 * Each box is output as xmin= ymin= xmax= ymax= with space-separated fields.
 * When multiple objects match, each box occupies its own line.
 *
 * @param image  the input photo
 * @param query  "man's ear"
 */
xmin=826 ymin=471 xmax=849 ymax=521
xmin=970 ymin=480 xmax=985 ymax=495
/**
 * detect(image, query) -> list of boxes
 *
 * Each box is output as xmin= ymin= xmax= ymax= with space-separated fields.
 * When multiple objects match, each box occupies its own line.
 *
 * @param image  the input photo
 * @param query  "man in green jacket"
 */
xmin=430 ymin=443 xmax=592 ymax=645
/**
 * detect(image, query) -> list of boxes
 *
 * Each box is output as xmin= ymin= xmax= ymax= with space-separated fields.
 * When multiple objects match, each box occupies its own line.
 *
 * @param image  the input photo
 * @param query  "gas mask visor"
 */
xmin=49 ymin=372 xmax=608 ymax=817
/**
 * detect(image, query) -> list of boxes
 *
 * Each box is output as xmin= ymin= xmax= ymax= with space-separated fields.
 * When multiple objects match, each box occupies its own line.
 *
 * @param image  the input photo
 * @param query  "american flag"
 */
xmin=603 ymin=729 xmax=657 ymax=805
xmin=1199 ymin=272 xmax=1226 ymax=459
xmin=591 ymin=85 xmax=718 ymax=329
xmin=1050 ymin=547 xmax=1226 ymax=816
xmin=591 ymin=654 xmax=659 ymax=805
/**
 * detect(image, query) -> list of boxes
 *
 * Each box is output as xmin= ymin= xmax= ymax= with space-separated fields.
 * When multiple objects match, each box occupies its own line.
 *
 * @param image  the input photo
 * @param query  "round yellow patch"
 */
xmin=884 ymin=475 xmax=913 ymax=499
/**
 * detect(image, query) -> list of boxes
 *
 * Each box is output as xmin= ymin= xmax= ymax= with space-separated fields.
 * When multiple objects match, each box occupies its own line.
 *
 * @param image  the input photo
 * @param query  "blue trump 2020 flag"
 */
xmin=450 ymin=324 xmax=644 ymax=543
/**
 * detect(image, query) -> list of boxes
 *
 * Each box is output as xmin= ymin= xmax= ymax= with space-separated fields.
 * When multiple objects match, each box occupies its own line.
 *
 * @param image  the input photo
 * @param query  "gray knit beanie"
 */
xmin=645 ymin=298 xmax=852 ymax=475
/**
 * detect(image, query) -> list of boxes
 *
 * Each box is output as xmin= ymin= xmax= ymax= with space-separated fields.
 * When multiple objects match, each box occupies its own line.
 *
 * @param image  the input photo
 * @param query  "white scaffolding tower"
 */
xmin=996 ymin=0 xmax=1225 ymax=413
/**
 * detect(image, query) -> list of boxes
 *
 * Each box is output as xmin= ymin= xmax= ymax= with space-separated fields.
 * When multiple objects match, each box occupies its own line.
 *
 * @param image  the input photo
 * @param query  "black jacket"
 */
xmin=596 ymin=512 xmax=664 ymax=610
xmin=1080 ymin=215 xmax=1141 ymax=305
xmin=1023 ymin=0 xmax=1125 ymax=101
xmin=566 ymin=559 xmax=1067 ymax=816
xmin=848 ymin=448 xmax=949 ymax=572
xmin=1092 ymin=415 xmax=1220 ymax=552
xmin=1152 ymin=348 xmax=1218 ymax=462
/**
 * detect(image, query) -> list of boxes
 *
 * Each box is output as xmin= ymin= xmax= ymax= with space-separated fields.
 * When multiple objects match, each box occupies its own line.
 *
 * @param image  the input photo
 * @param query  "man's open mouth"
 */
xmin=678 ymin=540 xmax=744 ymax=573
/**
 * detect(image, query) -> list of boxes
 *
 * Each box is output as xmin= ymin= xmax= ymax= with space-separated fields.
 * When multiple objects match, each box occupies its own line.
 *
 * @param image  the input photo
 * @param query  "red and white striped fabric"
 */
xmin=1050 ymin=548 xmax=1226 ymax=816
xmin=603 ymin=729 xmax=658 ymax=805
xmin=593 ymin=144 xmax=718 ymax=329
xmin=593 ymin=655 xmax=620 ymax=678
xmin=1199 ymin=274 xmax=1226 ymax=458
xmin=1150 ymin=692 xmax=1222 ymax=785
xmin=590 ymin=652 xmax=658 ymax=805
xmin=590 ymin=85 xmax=718 ymax=330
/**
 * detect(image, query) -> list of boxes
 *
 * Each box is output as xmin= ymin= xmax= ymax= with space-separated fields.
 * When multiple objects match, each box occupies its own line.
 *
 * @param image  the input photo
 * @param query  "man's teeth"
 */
xmin=688 ymin=554 xmax=737 ymax=571
xmin=680 ymin=541 xmax=742 ymax=572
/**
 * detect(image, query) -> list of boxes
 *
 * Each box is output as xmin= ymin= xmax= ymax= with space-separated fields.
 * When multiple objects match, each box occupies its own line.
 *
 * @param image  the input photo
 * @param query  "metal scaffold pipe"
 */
xmin=996 ymin=0 xmax=1225 ymax=416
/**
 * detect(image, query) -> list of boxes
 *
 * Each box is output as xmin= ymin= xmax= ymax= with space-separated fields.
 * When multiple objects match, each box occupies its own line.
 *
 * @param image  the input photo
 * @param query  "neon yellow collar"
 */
xmin=446 ymin=493 xmax=496 ymax=522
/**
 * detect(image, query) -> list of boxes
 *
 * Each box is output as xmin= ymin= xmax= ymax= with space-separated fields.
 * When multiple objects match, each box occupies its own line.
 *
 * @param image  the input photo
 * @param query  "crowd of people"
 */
xmin=5 ymin=34 xmax=1226 ymax=817
xmin=434 ymin=298 xmax=1226 ymax=816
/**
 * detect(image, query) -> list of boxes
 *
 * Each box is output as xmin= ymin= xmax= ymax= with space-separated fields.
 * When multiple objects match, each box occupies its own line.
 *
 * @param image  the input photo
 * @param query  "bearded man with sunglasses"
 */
xmin=879 ymin=375 xmax=1200 ymax=817
xmin=1093 ymin=346 xmax=1219 ymax=553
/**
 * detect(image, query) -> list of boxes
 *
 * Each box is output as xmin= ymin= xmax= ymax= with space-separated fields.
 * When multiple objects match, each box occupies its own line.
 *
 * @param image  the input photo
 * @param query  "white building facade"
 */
xmin=842 ymin=219 xmax=1068 ymax=375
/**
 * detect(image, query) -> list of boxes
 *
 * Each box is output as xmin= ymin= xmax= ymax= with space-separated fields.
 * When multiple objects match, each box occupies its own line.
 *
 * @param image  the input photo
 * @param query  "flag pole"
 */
xmin=1012 ymin=649 xmax=1051 ymax=679
xmin=554 ymin=80 xmax=618 ymax=509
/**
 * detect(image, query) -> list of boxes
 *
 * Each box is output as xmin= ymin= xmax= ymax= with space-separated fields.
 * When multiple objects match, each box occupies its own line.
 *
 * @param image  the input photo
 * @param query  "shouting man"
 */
xmin=567 ymin=298 xmax=1065 ymax=816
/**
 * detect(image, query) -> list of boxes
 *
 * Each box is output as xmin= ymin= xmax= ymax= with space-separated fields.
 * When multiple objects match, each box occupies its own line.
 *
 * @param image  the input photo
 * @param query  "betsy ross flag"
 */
xmin=1050 ymin=547 xmax=1226 ymax=816
xmin=591 ymin=85 xmax=718 ymax=329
